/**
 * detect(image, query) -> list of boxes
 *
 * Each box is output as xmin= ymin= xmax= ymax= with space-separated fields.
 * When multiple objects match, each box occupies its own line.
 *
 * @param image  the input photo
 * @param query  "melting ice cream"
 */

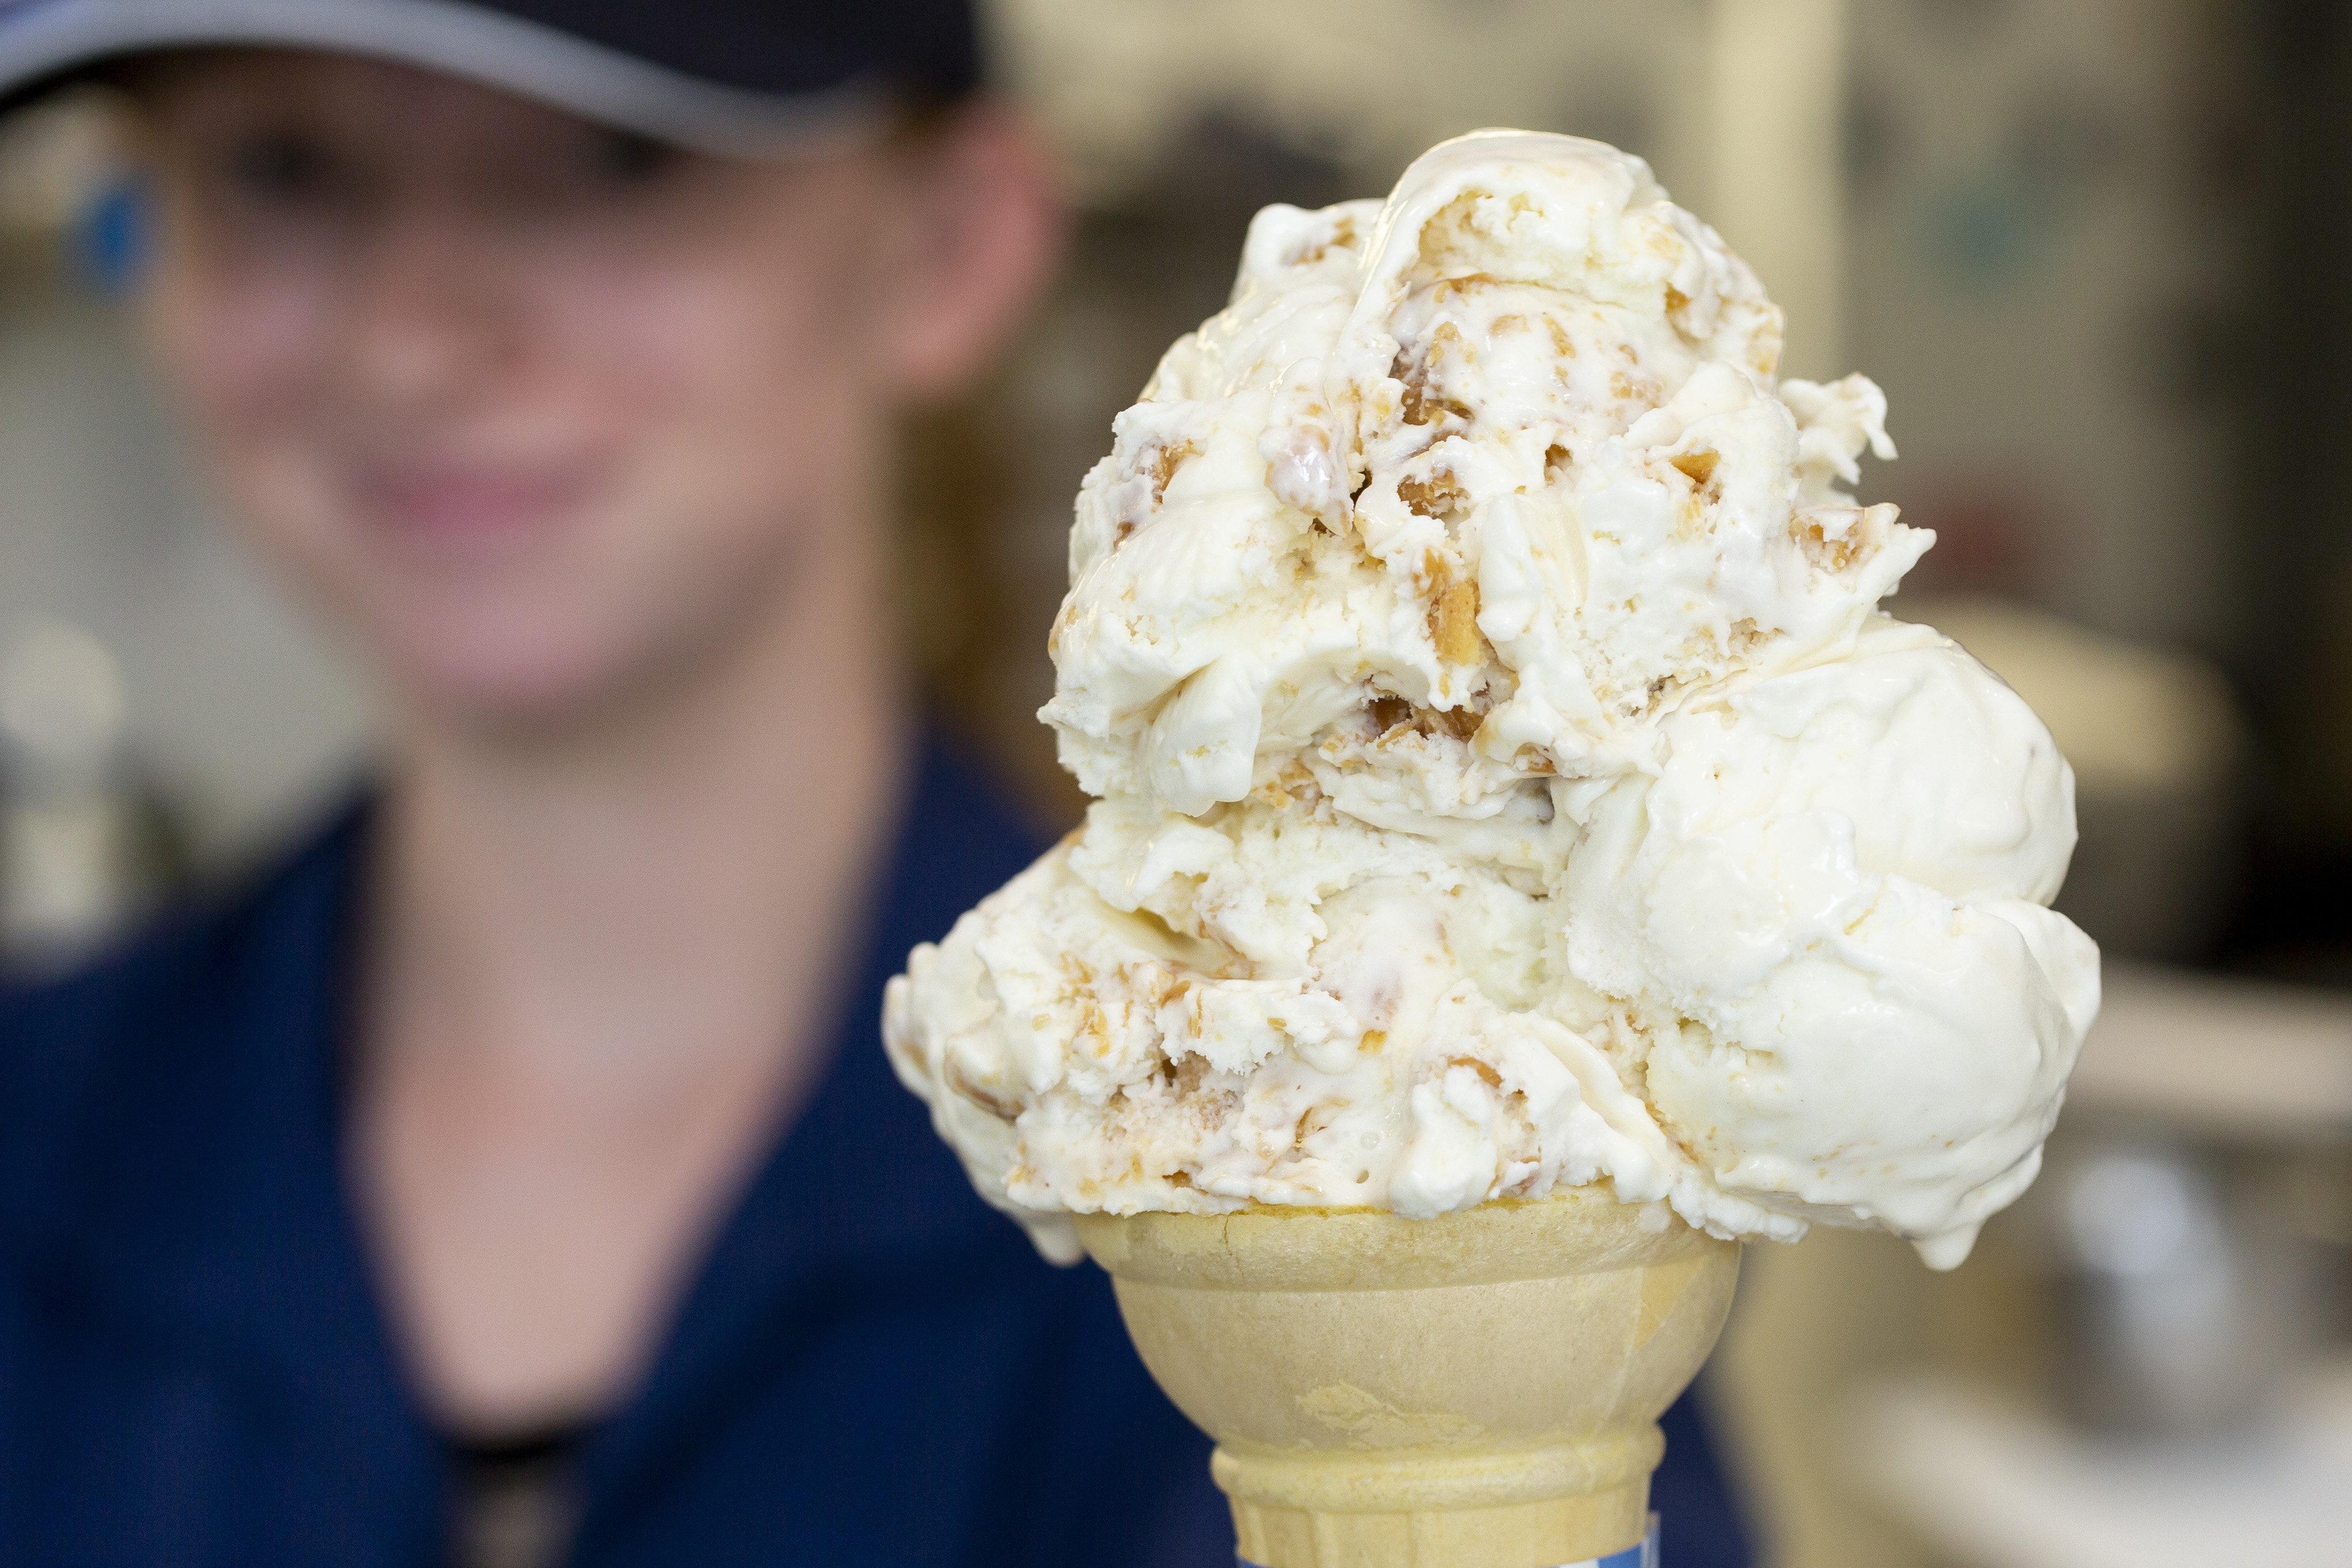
xmin=884 ymin=130 xmax=2098 ymax=1270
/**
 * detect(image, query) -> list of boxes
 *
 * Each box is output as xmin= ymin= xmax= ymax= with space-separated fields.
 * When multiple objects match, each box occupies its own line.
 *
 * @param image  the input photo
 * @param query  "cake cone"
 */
xmin=1075 ymin=1189 xmax=1738 ymax=1568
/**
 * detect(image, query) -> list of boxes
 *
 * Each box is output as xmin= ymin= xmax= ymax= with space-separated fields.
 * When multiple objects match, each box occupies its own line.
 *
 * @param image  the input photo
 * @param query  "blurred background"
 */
xmin=3 ymin=2 xmax=2348 ymax=1563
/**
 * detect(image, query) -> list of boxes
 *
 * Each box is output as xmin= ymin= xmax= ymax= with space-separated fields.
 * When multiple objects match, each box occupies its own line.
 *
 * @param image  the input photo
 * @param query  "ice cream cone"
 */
xmin=1074 ymin=1189 xmax=1738 ymax=1568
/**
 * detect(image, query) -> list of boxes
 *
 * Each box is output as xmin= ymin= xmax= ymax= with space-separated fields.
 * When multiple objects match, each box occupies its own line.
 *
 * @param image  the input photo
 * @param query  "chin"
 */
xmin=381 ymin=611 xmax=654 ymax=734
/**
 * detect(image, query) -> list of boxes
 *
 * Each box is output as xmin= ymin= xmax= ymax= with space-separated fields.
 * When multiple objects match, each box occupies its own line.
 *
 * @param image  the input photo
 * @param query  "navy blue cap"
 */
xmin=0 ymin=0 xmax=982 ymax=154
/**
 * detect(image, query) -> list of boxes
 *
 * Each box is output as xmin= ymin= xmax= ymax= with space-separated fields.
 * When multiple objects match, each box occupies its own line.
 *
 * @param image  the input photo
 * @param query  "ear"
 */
xmin=874 ymin=101 xmax=1066 ymax=402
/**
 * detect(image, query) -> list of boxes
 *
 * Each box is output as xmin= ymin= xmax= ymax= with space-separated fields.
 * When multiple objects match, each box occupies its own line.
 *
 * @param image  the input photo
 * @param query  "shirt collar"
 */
xmin=37 ymin=731 xmax=1049 ymax=1505
xmin=36 ymin=800 xmax=444 ymax=1563
xmin=576 ymin=737 xmax=1053 ymax=1502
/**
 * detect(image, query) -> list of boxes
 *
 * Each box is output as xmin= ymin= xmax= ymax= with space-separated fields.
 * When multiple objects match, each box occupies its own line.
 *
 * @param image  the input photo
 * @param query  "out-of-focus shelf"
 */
xmin=1842 ymin=1368 xmax=2352 ymax=1568
xmin=2067 ymin=963 xmax=2352 ymax=1144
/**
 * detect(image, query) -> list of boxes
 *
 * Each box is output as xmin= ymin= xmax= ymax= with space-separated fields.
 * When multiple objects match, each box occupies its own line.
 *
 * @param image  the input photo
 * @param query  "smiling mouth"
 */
xmin=353 ymin=462 xmax=603 ymax=555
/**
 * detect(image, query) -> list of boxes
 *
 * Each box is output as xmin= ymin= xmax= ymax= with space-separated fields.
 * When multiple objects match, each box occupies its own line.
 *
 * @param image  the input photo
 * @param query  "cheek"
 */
xmin=396 ymin=248 xmax=889 ymax=711
xmin=147 ymin=255 xmax=355 ymax=584
xmin=150 ymin=260 xmax=340 ymax=451
xmin=537 ymin=248 xmax=875 ymax=536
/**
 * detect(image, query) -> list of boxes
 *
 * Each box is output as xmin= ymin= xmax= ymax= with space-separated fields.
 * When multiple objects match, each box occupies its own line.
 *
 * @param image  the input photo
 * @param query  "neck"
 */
xmin=365 ymin=513 xmax=911 ymax=1099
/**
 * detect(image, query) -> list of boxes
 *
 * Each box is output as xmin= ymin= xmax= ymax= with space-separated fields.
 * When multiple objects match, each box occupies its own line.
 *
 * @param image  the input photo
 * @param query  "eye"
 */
xmin=220 ymin=129 xmax=346 ymax=205
xmin=586 ymin=129 xmax=682 ymax=188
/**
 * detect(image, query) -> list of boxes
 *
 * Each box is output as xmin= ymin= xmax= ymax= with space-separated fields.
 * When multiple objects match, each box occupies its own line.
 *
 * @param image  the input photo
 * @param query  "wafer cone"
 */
xmin=1074 ymin=1189 xmax=1738 ymax=1568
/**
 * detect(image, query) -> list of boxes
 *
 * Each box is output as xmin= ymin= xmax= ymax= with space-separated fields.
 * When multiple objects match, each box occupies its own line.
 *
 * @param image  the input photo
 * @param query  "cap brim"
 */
xmin=0 ymin=0 xmax=894 ymax=157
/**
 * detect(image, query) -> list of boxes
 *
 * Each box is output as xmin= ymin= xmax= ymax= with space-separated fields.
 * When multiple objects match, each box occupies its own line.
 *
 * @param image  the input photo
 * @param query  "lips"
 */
xmin=351 ymin=459 xmax=603 ymax=558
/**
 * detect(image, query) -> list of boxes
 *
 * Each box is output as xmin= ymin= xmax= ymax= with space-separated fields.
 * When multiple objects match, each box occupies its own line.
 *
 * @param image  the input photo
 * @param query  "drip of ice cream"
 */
xmin=884 ymin=130 xmax=2098 ymax=1270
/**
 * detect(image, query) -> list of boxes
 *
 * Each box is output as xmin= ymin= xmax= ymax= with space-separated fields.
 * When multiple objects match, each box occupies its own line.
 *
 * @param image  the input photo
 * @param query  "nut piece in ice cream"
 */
xmin=884 ymin=129 xmax=2098 ymax=1272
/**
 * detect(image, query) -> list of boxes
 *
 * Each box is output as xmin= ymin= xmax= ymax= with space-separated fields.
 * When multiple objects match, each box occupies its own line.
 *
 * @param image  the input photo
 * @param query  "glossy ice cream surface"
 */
xmin=885 ymin=131 xmax=2098 ymax=1270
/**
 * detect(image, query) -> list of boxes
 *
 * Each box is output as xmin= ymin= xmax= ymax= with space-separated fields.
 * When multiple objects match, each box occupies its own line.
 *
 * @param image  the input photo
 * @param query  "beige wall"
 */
xmin=0 ymin=237 xmax=373 ymax=868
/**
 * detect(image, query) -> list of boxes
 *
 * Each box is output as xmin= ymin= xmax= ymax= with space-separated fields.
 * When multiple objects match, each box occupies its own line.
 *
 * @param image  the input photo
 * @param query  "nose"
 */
xmin=336 ymin=202 xmax=516 ymax=415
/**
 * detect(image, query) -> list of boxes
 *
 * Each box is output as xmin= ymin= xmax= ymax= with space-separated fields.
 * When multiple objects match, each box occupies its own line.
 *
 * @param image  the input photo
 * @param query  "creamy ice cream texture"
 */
xmin=885 ymin=130 xmax=2098 ymax=1271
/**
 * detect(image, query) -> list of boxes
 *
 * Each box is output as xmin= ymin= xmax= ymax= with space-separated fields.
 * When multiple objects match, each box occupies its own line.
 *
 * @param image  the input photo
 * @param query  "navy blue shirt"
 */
xmin=0 ymin=739 xmax=1751 ymax=1566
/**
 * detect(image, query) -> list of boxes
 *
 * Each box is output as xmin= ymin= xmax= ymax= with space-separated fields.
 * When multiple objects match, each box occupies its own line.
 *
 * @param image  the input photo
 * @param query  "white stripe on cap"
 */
xmin=0 ymin=0 xmax=894 ymax=157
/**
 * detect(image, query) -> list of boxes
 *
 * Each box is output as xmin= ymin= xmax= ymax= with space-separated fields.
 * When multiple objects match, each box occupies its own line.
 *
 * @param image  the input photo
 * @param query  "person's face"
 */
xmin=135 ymin=53 xmax=1051 ymax=728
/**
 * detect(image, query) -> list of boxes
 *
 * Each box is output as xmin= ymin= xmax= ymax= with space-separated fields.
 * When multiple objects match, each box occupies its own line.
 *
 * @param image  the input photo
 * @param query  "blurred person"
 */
xmin=0 ymin=3 xmax=1755 ymax=1566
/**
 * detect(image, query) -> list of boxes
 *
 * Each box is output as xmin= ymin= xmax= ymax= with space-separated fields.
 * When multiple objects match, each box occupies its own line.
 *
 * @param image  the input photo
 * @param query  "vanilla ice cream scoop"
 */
xmin=884 ymin=130 xmax=2098 ymax=1270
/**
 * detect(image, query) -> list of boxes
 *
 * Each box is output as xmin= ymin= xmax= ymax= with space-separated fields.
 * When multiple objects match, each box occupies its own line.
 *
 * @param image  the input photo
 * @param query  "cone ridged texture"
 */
xmin=1077 ymin=1191 xmax=1738 ymax=1568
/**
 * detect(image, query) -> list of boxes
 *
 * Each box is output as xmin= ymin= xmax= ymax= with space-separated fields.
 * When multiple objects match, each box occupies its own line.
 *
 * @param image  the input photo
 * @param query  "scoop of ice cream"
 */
xmin=884 ymin=130 xmax=2098 ymax=1268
